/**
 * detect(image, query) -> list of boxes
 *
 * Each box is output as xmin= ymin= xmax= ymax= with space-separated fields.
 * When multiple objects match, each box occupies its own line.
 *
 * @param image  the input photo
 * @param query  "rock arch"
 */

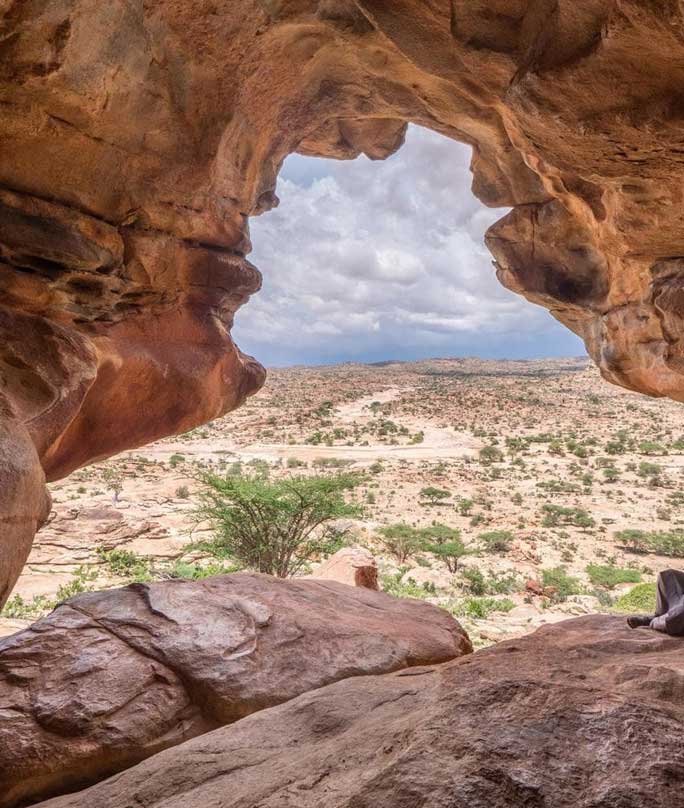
xmin=2 ymin=0 xmax=684 ymax=602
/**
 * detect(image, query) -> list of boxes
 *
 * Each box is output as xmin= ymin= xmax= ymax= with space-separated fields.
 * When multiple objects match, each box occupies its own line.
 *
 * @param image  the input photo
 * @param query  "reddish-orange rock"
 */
xmin=0 ymin=573 xmax=471 ymax=808
xmin=34 ymin=614 xmax=684 ymax=808
xmin=6 ymin=1 xmax=684 ymax=597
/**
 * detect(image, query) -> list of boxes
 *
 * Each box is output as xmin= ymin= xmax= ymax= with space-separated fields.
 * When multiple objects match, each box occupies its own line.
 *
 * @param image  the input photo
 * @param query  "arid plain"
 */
xmin=4 ymin=357 xmax=682 ymax=647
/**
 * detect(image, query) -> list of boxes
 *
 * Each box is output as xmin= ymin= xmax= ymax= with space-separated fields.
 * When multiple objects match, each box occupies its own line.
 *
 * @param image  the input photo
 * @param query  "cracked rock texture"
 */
xmin=3 ymin=0 xmax=684 ymax=596
xmin=0 ymin=573 xmax=471 ymax=808
xmin=35 ymin=614 xmax=684 ymax=808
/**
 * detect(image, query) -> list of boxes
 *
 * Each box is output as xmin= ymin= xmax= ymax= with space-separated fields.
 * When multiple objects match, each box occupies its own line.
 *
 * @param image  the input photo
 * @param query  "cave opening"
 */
xmin=234 ymin=125 xmax=585 ymax=368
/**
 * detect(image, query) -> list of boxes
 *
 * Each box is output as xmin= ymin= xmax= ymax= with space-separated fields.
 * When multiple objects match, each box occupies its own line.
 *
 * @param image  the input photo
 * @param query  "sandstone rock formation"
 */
xmin=309 ymin=546 xmax=379 ymax=589
xmin=0 ymin=572 xmax=471 ymax=808
xmin=34 ymin=614 xmax=684 ymax=808
xmin=4 ymin=0 xmax=684 ymax=596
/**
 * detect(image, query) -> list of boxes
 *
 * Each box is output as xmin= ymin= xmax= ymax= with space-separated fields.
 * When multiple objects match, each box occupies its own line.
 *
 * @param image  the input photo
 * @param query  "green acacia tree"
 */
xmin=419 ymin=486 xmax=451 ymax=505
xmin=376 ymin=523 xmax=427 ymax=563
xmin=195 ymin=472 xmax=363 ymax=578
xmin=421 ymin=523 xmax=467 ymax=573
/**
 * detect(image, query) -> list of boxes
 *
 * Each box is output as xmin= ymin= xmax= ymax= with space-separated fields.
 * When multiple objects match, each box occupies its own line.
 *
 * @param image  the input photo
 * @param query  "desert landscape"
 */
xmin=4 ymin=355 xmax=678 ymax=647
xmin=8 ymin=2 xmax=684 ymax=804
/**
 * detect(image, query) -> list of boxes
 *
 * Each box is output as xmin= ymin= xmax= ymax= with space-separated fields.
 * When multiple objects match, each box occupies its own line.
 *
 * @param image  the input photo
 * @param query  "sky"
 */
xmin=233 ymin=125 xmax=585 ymax=367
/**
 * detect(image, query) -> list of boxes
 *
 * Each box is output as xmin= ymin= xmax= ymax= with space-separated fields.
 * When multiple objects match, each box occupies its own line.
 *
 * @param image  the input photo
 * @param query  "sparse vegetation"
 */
xmin=14 ymin=357 xmax=684 ymax=647
xmin=586 ymin=564 xmax=641 ymax=589
xmin=196 ymin=471 xmax=362 ymax=577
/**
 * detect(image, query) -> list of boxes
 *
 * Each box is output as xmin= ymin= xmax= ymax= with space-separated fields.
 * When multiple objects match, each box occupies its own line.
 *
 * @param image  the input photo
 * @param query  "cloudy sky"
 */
xmin=233 ymin=125 xmax=585 ymax=367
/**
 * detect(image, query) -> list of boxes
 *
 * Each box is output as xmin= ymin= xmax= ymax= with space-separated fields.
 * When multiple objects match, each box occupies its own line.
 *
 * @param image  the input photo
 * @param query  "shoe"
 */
xmin=627 ymin=615 xmax=653 ymax=629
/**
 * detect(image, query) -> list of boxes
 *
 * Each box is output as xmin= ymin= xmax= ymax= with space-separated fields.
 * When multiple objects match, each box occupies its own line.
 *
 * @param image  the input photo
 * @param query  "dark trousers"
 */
xmin=655 ymin=569 xmax=684 ymax=635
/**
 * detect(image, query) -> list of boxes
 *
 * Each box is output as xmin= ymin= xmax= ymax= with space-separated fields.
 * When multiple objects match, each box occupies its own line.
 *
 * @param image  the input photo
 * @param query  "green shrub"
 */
xmin=462 ymin=568 xmax=519 ymax=595
xmin=449 ymin=596 xmax=515 ymax=619
xmin=651 ymin=531 xmax=684 ymax=557
xmin=164 ymin=561 xmax=241 ymax=580
xmin=486 ymin=570 xmax=521 ymax=594
xmin=380 ymin=571 xmax=430 ymax=600
xmin=479 ymin=530 xmax=514 ymax=553
xmin=479 ymin=446 xmax=504 ymax=465
xmin=97 ymin=547 xmax=151 ymax=580
xmin=586 ymin=564 xmax=641 ymax=589
xmin=638 ymin=461 xmax=662 ymax=478
xmin=462 ymin=567 xmax=486 ymax=595
xmin=616 ymin=528 xmax=684 ymax=558
xmin=313 ymin=457 xmax=355 ymax=469
xmin=1 ymin=594 xmax=53 ymax=620
xmin=611 ymin=583 xmax=657 ymax=614
xmin=542 ymin=504 xmax=595 ymax=529
xmin=616 ymin=529 xmax=651 ymax=553
xmin=541 ymin=566 xmax=581 ymax=601
xmin=638 ymin=441 xmax=667 ymax=456
xmin=457 ymin=498 xmax=474 ymax=516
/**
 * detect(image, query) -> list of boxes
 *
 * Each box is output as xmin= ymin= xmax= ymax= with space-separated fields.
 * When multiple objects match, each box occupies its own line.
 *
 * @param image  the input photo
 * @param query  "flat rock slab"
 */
xmin=0 ymin=573 xmax=470 ymax=808
xmin=37 ymin=614 xmax=684 ymax=808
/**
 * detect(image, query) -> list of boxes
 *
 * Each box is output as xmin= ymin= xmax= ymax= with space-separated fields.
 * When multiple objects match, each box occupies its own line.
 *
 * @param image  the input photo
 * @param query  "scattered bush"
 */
xmin=478 ymin=530 xmax=514 ymax=553
xmin=457 ymin=498 xmax=474 ymax=516
xmin=163 ymin=561 xmax=241 ymax=580
xmin=541 ymin=504 xmax=595 ymax=529
xmin=616 ymin=528 xmax=684 ymax=558
xmin=449 ymin=596 xmax=516 ymax=619
xmin=479 ymin=445 xmax=504 ymax=465
xmin=380 ymin=570 xmax=430 ymax=600
xmin=313 ymin=457 xmax=355 ymax=469
xmin=541 ymin=566 xmax=581 ymax=601
xmin=97 ymin=547 xmax=151 ymax=581
xmin=586 ymin=564 xmax=641 ymax=589
xmin=1 ymin=594 xmax=53 ymax=620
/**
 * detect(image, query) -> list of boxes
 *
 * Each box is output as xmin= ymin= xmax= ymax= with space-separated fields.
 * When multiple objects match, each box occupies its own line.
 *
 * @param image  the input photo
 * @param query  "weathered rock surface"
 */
xmin=0 ymin=572 xmax=470 ymax=808
xmin=4 ymin=1 xmax=684 ymax=595
xmin=35 ymin=614 xmax=684 ymax=808
xmin=310 ymin=546 xmax=379 ymax=589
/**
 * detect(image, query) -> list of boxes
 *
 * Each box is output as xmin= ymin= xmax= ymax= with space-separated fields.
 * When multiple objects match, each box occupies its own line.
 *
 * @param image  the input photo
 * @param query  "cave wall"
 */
xmin=2 ymin=0 xmax=684 ymax=602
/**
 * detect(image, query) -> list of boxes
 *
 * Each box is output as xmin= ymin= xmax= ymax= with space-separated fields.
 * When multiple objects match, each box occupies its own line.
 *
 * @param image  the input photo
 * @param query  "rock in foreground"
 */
xmin=38 ymin=615 xmax=684 ymax=808
xmin=0 ymin=573 xmax=470 ymax=808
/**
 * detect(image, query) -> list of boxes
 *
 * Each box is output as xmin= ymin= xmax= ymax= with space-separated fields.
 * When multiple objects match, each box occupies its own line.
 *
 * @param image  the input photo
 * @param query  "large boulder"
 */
xmin=0 ymin=573 xmax=470 ymax=808
xmin=35 ymin=614 xmax=684 ymax=808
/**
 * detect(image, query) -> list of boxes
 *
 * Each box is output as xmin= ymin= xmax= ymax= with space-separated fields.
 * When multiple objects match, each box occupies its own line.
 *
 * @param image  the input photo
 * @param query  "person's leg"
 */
xmin=655 ymin=570 xmax=671 ymax=616
xmin=650 ymin=569 xmax=684 ymax=634
xmin=627 ymin=570 xmax=668 ymax=629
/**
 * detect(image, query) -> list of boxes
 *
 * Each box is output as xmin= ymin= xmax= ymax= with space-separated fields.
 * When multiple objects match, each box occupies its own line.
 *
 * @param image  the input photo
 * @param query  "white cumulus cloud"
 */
xmin=233 ymin=125 xmax=585 ymax=366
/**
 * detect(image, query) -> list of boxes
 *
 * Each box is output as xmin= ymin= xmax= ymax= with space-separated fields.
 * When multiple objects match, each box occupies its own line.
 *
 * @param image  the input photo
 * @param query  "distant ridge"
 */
xmin=366 ymin=356 xmax=589 ymax=368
